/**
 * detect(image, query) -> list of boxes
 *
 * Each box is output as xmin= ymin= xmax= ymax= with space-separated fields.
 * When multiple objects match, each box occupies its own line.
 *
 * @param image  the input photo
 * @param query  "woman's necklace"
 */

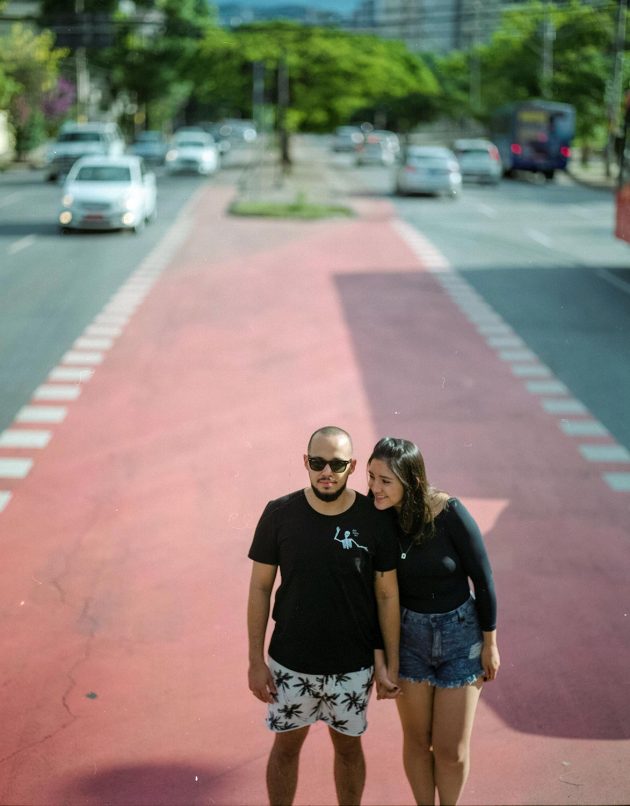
xmin=399 ymin=537 xmax=415 ymax=560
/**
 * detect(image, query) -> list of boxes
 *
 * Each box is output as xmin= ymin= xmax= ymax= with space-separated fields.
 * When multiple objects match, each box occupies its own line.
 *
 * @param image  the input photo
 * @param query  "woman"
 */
xmin=368 ymin=437 xmax=500 ymax=806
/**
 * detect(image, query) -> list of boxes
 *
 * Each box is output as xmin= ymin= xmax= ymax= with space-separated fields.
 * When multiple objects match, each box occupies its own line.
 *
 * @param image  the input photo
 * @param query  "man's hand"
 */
xmin=248 ymin=659 xmax=277 ymax=703
xmin=375 ymin=665 xmax=401 ymax=700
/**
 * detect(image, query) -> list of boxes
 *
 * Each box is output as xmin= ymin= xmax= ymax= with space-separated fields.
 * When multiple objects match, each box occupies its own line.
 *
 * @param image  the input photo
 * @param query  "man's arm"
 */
xmin=374 ymin=569 xmax=400 ymax=699
xmin=247 ymin=561 xmax=278 ymax=703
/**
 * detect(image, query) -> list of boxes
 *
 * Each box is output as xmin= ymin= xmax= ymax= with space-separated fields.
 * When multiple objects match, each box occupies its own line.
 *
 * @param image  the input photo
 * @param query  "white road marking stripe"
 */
xmin=16 ymin=405 xmax=67 ymax=424
xmin=0 ymin=458 xmax=33 ymax=478
xmin=74 ymin=336 xmax=114 ymax=350
xmin=476 ymin=324 xmax=512 ymax=335
xmin=526 ymin=380 xmax=568 ymax=394
xmin=603 ymin=472 xmax=630 ymax=492
xmin=596 ymin=268 xmax=630 ymax=297
xmin=541 ymin=398 xmax=587 ymax=414
xmin=487 ymin=336 xmax=524 ymax=348
xmin=0 ymin=191 xmax=21 ymax=209
xmin=95 ymin=313 xmax=130 ymax=325
xmin=526 ymin=228 xmax=553 ymax=248
xmin=499 ymin=349 xmax=537 ymax=362
xmin=0 ymin=492 xmax=12 ymax=512
xmin=476 ymin=202 xmax=498 ymax=218
xmin=34 ymin=384 xmax=81 ymax=402
xmin=8 ymin=235 xmax=36 ymax=255
xmin=85 ymin=325 xmax=123 ymax=337
xmin=62 ymin=351 xmax=104 ymax=365
xmin=579 ymin=444 xmax=630 ymax=462
xmin=48 ymin=367 xmax=94 ymax=382
xmin=511 ymin=364 xmax=552 ymax=377
xmin=0 ymin=429 xmax=51 ymax=448
xmin=559 ymin=420 xmax=609 ymax=437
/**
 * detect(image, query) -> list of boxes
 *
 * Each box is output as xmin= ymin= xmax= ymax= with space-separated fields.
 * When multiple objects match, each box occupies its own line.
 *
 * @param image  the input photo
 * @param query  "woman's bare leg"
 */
xmin=396 ymin=680 xmax=436 ymax=805
xmin=432 ymin=679 xmax=483 ymax=805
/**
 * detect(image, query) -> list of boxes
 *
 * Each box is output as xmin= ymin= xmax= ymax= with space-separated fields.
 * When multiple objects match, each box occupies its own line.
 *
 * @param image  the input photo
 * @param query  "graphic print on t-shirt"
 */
xmin=333 ymin=525 xmax=368 ymax=552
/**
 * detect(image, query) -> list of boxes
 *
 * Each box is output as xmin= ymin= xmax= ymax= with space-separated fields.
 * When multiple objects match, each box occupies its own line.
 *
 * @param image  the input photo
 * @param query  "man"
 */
xmin=247 ymin=426 xmax=400 ymax=806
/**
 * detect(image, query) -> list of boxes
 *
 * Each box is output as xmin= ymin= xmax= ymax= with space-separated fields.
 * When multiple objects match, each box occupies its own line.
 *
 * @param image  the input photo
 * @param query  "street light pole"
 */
xmin=605 ymin=0 xmax=627 ymax=177
xmin=75 ymin=0 xmax=89 ymax=121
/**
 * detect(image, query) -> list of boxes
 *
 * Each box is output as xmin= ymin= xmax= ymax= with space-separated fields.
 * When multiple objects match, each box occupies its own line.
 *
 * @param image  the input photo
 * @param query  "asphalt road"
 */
xmin=1 ymin=141 xmax=629 ymax=805
xmin=333 ymin=154 xmax=630 ymax=451
xmin=0 ymin=162 xmax=243 ymax=433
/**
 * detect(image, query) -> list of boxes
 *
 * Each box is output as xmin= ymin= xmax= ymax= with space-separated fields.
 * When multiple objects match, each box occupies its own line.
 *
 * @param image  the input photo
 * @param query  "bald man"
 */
xmin=247 ymin=426 xmax=400 ymax=805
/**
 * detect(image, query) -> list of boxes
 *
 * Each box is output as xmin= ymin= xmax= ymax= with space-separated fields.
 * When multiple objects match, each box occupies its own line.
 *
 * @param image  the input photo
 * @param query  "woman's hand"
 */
xmin=375 ymin=666 xmax=401 ymax=700
xmin=481 ymin=641 xmax=500 ymax=681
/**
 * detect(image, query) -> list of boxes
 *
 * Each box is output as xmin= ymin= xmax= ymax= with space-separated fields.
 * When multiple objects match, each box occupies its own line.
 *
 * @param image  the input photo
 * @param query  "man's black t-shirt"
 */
xmin=248 ymin=490 xmax=398 ymax=675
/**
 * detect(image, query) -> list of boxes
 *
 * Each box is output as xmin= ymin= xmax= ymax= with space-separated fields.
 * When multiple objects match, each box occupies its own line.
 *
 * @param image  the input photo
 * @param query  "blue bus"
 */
xmin=489 ymin=100 xmax=575 ymax=180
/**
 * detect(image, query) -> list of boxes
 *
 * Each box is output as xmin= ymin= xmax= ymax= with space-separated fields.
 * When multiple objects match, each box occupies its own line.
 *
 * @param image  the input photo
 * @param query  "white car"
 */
xmin=165 ymin=133 xmax=219 ymax=175
xmin=355 ymin=131 xmax=399 ymax=166
xmin=395 ymin=146 xmax=462 ymax=198
xmin=453 ymin=138 xmax=502 ymax=184
xmin=45 ymin=121 xmax=126 ymax=182
xmin=58 ymin=155 xmax=157 ymax=233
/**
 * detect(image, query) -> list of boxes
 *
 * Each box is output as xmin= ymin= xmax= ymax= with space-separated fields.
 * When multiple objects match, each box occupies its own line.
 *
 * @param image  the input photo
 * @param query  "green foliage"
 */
xmin=193 ymin=21 xmax=438 ymax=131
xmin=112 ymin=0 xmax=215 ymax=128
xmin=431 ymin=0 xmax=623 ymax=144
xmin=0 ymin=24 xmax=66 ymax=155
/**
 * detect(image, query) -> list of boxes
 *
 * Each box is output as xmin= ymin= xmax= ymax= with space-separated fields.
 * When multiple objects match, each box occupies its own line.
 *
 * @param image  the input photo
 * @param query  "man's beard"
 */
xmin=311 ymin=480 xmax=347 ymax=502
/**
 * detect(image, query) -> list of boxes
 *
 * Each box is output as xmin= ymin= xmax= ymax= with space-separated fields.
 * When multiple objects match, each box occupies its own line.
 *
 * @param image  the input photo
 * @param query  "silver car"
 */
xmin=453 ymin=138 xmax=502 ymax=184
xmin=395 ymin=146 xmax=462 ymax=197
xmin=165 ymin=133 xmax=219 ymax=175
xmin=58 ymin=155 xmax=157 ymax=233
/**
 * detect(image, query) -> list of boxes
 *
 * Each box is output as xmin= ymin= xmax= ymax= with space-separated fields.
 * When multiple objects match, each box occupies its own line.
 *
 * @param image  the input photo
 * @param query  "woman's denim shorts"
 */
xmin=399 ymin=597 xmax=484 ymax=688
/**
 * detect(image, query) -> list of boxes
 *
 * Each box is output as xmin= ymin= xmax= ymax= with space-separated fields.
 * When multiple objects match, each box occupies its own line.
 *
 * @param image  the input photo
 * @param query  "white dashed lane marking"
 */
xmin=392 ymin=218 xmax=630 ymax=494
xmin=0 ymin=430 xmax=52 ymax=449
xmin=0 ymin=185 xmax=203 ymax=516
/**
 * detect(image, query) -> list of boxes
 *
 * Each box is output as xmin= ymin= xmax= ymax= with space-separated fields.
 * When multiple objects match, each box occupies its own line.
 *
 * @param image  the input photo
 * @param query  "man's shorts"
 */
xmin=399 ymin=596 xmax=484 ymax=688
xmin=266 ymin=656 xmax=374 ymax=736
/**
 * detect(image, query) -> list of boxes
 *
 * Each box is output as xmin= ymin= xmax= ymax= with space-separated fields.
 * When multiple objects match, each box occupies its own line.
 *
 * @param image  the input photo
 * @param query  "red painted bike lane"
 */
xmin=0 ymin=185 xmax=628 ymax=805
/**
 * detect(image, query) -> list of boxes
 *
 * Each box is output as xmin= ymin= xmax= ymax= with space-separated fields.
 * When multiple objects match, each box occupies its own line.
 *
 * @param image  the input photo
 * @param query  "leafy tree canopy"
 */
xmin=432 ymin=0 xmax=626 ymax=142
xmin=193 ymin=21 xmax=438 ymax=131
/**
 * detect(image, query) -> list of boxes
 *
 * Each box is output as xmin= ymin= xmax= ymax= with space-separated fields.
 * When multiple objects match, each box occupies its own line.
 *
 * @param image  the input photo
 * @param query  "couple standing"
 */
xmin=247 ymin=426 xmax=500 ymax=806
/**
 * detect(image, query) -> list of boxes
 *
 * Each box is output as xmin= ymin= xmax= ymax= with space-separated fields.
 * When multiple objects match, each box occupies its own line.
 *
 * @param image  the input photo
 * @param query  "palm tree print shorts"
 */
xmin=266 ymin=656 xmax=374 ymax=736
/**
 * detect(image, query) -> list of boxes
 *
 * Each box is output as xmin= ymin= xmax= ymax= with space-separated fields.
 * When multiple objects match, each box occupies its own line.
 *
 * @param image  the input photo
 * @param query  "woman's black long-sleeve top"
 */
xmin=396 ymin=497 xmax=497 ymax=631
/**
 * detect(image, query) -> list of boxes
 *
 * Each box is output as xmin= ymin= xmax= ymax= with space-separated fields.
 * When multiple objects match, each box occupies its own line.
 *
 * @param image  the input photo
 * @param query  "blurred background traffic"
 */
xmin=0 ymin=2 xmax=628 ymax=226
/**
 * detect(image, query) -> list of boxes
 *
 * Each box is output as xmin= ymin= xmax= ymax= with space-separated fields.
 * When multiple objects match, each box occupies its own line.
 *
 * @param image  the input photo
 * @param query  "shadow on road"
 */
xmin=334 ymin=267 xmax=630 ymax=741
xmin=54 ymin=762 xmax=234 ymax=806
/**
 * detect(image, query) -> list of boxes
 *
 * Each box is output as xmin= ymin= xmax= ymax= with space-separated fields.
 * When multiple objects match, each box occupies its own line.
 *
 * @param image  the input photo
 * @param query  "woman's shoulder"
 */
xmin=430 ymin=490 xmax=452 ymax=519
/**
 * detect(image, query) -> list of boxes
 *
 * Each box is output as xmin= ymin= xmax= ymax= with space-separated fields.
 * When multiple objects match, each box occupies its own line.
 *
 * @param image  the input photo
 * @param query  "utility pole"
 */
xmin=75 ymin=0 xmax=90 ymax=121
xmin=277 ymin=56 xmax=291 ymax=176
xmin=541 ymin=3 xmax=555 ymax=99
xmin=469 ymin=0 xmax=481 ymax=118
xmin=605 ymin=0 xmax=627 ymax=177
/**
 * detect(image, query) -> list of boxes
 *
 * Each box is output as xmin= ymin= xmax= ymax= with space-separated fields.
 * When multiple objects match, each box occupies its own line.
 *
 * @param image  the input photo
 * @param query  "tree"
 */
xmin=0 ymin=24 xmax=66 ymax=156
xmin=105 ymin=0 xmax=217 ymax=130
xmin=430 ymin=0 xmax=625 ymax=146
xmin=193 ymin=21 xmax=438 ymax=132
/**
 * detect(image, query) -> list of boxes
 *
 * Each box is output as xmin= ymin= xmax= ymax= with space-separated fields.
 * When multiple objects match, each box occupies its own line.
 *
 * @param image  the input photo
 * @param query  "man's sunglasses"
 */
xmin=307 ymin=456 xmax=352 ymax=473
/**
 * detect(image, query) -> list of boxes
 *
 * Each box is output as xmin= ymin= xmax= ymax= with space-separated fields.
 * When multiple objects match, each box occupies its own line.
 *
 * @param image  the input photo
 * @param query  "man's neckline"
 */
xmin=302 ymin=487 xmax=357 ymax=516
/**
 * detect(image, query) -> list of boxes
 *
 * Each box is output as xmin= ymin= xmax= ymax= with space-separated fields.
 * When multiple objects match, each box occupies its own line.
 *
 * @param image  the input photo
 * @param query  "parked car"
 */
xmin=395 ymin=146 xmax=462 ymax=197
xmin=165 ymin=133 xmax=219 ymax=175
xmin=332 ymin=125 xmax=364 ymax=153
xmin=453 ymin=138 xmax=502 ymax=184
xmin=129 ymin=130 xmax=168 ymax=165
xmin=216 ymin=119 xmax=258 ymax=147
xmin=45 ymin=121 xmax=125 ymax=181
xmin=355 ymin=130 xmax=400 ymax=166
xmin=58 ymin=155 xmax=157 ymax=233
